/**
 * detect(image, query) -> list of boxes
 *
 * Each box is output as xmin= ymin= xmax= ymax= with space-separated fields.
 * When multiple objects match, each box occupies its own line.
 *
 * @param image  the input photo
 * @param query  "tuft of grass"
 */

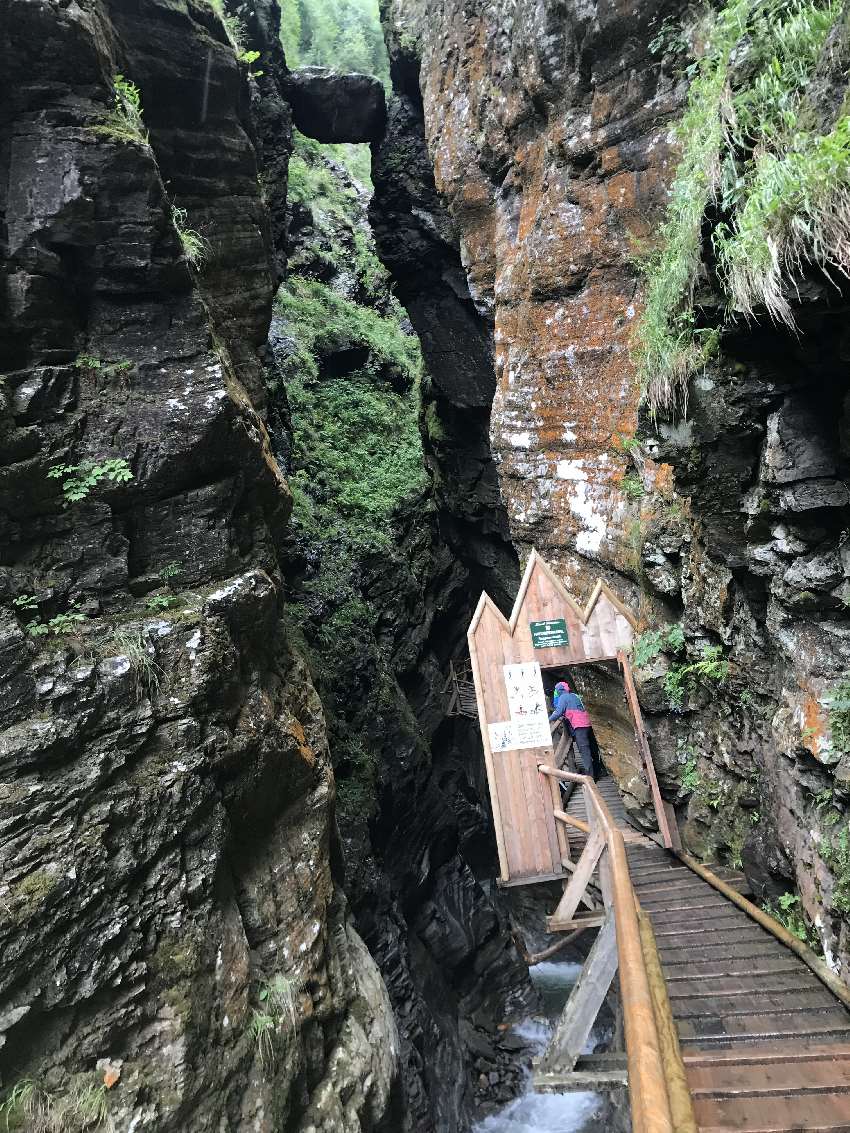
xmin=825 ymin=678 xmax=850 ymax=753
xmin=92 ymin=74 xmax=148 ymax=146
xmin=718 ymin=116 xmax=850 ymax=326
xmin=202 ymin=0 xmax=247 ymax=49
xmin=249 ymin=1009 xmax=276 ymax=1070
xmin=249 ymin=973 xmax=302 ymax=1071
xmin=633 ymin=0 xmax=845 ymax=416
xmin=111 ymin=627 xmax=164 ymax=700
xmin=0 ymin=1079 xmax=40 ymax=1130
xmin=260 ymin=973 xmax=300 ymax=1031
xmin=632 ymin=0 xmax=748 ymax=415
xmin=170 ymin=204 xmax=207 ymax=269
xmin=0 ymin=1077 xmax=111 ymax=1133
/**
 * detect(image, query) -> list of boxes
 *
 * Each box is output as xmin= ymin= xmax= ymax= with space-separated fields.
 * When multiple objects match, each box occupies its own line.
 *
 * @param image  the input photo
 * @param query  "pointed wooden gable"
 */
xmin=467 ymin=550 xmax=638 ymax=885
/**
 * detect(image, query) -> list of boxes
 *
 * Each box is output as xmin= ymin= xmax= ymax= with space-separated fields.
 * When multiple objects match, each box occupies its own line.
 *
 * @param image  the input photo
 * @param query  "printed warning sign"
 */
xmin=529 ymin=618 xmax=569 ymax=648
xmin=501 ymin=662 xmax=552 ymax=749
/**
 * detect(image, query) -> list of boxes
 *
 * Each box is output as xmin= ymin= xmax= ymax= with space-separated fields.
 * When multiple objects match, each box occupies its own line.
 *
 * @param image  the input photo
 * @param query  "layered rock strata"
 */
xmin=0 ymin=0 xmax=397 ymax=1128
xmin=381 ymin=0 xmax=850 ymax=977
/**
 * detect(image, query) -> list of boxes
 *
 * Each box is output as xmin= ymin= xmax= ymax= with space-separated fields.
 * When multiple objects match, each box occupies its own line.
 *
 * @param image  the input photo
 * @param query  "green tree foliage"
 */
xmin=280 ymin=0 xmax=390 ymax=88
xmin=279 ymin=0 xmax=302 ymax=65
xmin=274 ymin=140 xmax=426 ymax=821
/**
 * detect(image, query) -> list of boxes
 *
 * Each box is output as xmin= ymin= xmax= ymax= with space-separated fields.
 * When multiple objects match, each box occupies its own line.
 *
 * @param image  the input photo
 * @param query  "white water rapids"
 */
xmin=471 ymin=961 xmax=603 ymax=1133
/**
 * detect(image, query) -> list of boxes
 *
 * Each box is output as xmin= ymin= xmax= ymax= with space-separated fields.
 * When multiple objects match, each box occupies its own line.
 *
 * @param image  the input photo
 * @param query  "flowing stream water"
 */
xmin=472 ymin=961 xmax=603 ymax=1133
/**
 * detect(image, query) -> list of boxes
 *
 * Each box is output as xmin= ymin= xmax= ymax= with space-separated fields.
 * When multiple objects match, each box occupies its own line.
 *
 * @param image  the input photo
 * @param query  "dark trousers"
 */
xmin=573 ymin=727 xmax=594 ymax=778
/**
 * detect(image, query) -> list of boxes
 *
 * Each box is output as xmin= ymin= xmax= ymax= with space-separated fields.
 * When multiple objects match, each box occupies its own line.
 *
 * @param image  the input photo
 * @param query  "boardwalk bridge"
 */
xmin=466 ymin=551 xmax=850 ymax=1133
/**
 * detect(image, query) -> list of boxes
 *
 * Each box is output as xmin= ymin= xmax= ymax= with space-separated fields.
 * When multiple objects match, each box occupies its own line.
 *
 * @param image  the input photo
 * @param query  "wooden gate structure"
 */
xmin=467 ymin=548 xmax=671 ymax=886
xmin=467 ymin=549 xmax=850 ymax=1131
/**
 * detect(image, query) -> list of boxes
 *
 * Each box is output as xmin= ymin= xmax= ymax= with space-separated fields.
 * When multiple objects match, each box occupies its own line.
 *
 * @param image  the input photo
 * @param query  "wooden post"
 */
xmin=547 ymin=826 xmax=604 ymax=930
xmin=544 ymin=766 xmax=572 ymax=863
xmin=637 ymin=906 xmax=698 ymax=1133
xmin=537 ymin=911 xmax=618 ymax=1075
xmin=619 ymin=651 xmax=674 ymax=850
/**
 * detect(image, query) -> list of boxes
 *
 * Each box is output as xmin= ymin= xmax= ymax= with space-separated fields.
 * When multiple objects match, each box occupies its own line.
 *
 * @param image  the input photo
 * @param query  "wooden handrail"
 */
xmin=618 ymin=651 xmax=674 ymax=849
xmin=538 ymin=765 xmax=674 ymax=1133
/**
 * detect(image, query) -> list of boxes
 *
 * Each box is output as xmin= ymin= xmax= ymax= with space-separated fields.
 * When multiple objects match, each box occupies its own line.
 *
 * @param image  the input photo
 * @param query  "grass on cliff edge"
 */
xmin=634 ymin=0 xmax=848 ymax=416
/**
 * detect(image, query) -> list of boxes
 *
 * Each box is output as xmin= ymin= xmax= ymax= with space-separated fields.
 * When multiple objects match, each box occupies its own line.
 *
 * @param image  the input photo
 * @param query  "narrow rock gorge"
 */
xmin=1 ymin=0 xmax=531 ymax=1128
xmin=3 ymin=0 xmax=850 ymax=1129
xmin=382 ymin=0 xmax=850 ymax=976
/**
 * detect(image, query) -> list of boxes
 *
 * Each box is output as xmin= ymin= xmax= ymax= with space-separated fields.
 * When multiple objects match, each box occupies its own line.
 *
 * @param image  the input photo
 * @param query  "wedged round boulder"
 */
xmin=284 ymin=66 xmax=386 ymax=144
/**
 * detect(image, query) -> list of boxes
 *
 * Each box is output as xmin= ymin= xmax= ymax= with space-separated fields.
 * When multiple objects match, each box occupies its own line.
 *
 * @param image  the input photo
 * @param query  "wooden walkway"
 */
xmin=562 ymin=778 xmax=850 ymax=1132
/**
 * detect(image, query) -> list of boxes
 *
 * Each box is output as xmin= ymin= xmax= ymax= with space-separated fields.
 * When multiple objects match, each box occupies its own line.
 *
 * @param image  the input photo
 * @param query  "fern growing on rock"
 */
xmin=92 ymin=74 xmax=148 ymax=146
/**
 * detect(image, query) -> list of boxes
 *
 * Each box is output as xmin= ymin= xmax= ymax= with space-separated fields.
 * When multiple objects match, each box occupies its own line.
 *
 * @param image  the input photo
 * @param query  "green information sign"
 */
xmin=529 ymin=618 xmax=569 ymax=649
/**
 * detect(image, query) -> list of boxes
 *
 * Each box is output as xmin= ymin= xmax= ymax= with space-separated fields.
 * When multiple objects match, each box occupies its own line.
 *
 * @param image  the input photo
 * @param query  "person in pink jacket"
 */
xmin=549 ymin=680 xmax=595 ymax=778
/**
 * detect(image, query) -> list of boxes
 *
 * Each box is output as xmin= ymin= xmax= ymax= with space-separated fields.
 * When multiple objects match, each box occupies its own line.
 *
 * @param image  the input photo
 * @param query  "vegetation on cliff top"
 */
xmin=280 ymin=0 xmax=389 ymax=89
xmin=634 ymin=0 xmax=849 ymax=416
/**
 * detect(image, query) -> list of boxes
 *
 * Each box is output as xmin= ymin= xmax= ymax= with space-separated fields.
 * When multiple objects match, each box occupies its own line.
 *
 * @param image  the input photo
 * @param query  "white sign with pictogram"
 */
xmin=502 ymin=661 xmax=552 ymax=749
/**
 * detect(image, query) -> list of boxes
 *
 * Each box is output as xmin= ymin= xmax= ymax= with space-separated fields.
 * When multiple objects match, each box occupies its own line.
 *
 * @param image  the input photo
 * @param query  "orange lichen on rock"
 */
xmin=799 ymin=690 xmax=831 ymax=759
xmin=405 ymin=0 xmax=684 ymax=595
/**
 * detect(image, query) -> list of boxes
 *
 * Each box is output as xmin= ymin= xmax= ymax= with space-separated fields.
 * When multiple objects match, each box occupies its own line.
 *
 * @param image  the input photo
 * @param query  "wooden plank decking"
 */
xmin=561 ymin=777 xmax=850 ymax=1132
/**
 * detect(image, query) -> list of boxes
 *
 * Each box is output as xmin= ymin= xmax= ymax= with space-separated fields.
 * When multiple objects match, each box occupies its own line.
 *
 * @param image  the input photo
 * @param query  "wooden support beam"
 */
xmin=546 ymin=912 xmax=606 ymax=933
xmin=618 ymin=651 xmax=674 ymax=850
xmin=559 ymin=857 xmax=600 ymax=912
xmin=553 ymin=809 xmax=590 ymax=834
xmin=544 ymin=764 xmax=572 ymax=864
xmin=534 ymin=1068 xmax=628 ymax=1092
xmin=598 ymin=844 xmax=614 ymax=908
xmin=538 ymin=911 xmax=619 ymax=1074
xmin=549 ymin=830 xmax=604 ymax=925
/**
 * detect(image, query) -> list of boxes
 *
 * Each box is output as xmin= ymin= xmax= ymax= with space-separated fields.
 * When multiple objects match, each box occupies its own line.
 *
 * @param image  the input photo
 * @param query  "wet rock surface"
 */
xmin=381 ymin=0 xmax=850 ymax=979
xmin=0 ymin=0 xmax=400 ymax=1128
xmin=285 ymin=67 xmax=387 ymax=144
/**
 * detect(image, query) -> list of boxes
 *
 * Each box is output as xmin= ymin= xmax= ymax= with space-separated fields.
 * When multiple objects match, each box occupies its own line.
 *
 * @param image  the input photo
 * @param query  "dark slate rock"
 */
xmin=284 ymin=66 xmax=387 ymax=143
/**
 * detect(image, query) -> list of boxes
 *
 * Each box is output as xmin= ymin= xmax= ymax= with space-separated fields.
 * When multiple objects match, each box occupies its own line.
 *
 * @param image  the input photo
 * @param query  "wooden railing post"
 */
xmin=537 ymin=765 xmax=675 ymax=1133
xmin=618 ymin=651 xmax=674 ymax=850
xmin=585 ymin=782 xmax=612 ymax=908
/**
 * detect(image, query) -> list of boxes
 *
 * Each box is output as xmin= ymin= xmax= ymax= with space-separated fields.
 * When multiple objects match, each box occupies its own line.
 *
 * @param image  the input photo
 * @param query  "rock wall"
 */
xmin=380 ymin=0 xmax=850 ymax=978
xmin=380 ymin=0 xmax=682 ymax=598
xmin=2 ymin=0 xmax=544 ymax=1127
xmin=0 ymin=1 xmax=398 ymax=1128
xmin=275 ymin=134 xmax=534 ymax=1131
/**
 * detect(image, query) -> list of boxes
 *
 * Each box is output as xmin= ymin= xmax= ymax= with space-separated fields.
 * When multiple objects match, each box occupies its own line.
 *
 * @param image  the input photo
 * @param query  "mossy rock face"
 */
xmin=633 ymin=0 xmax=850 ymax=414
xmin=13 ymin=868 xmax=58 ymax=911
